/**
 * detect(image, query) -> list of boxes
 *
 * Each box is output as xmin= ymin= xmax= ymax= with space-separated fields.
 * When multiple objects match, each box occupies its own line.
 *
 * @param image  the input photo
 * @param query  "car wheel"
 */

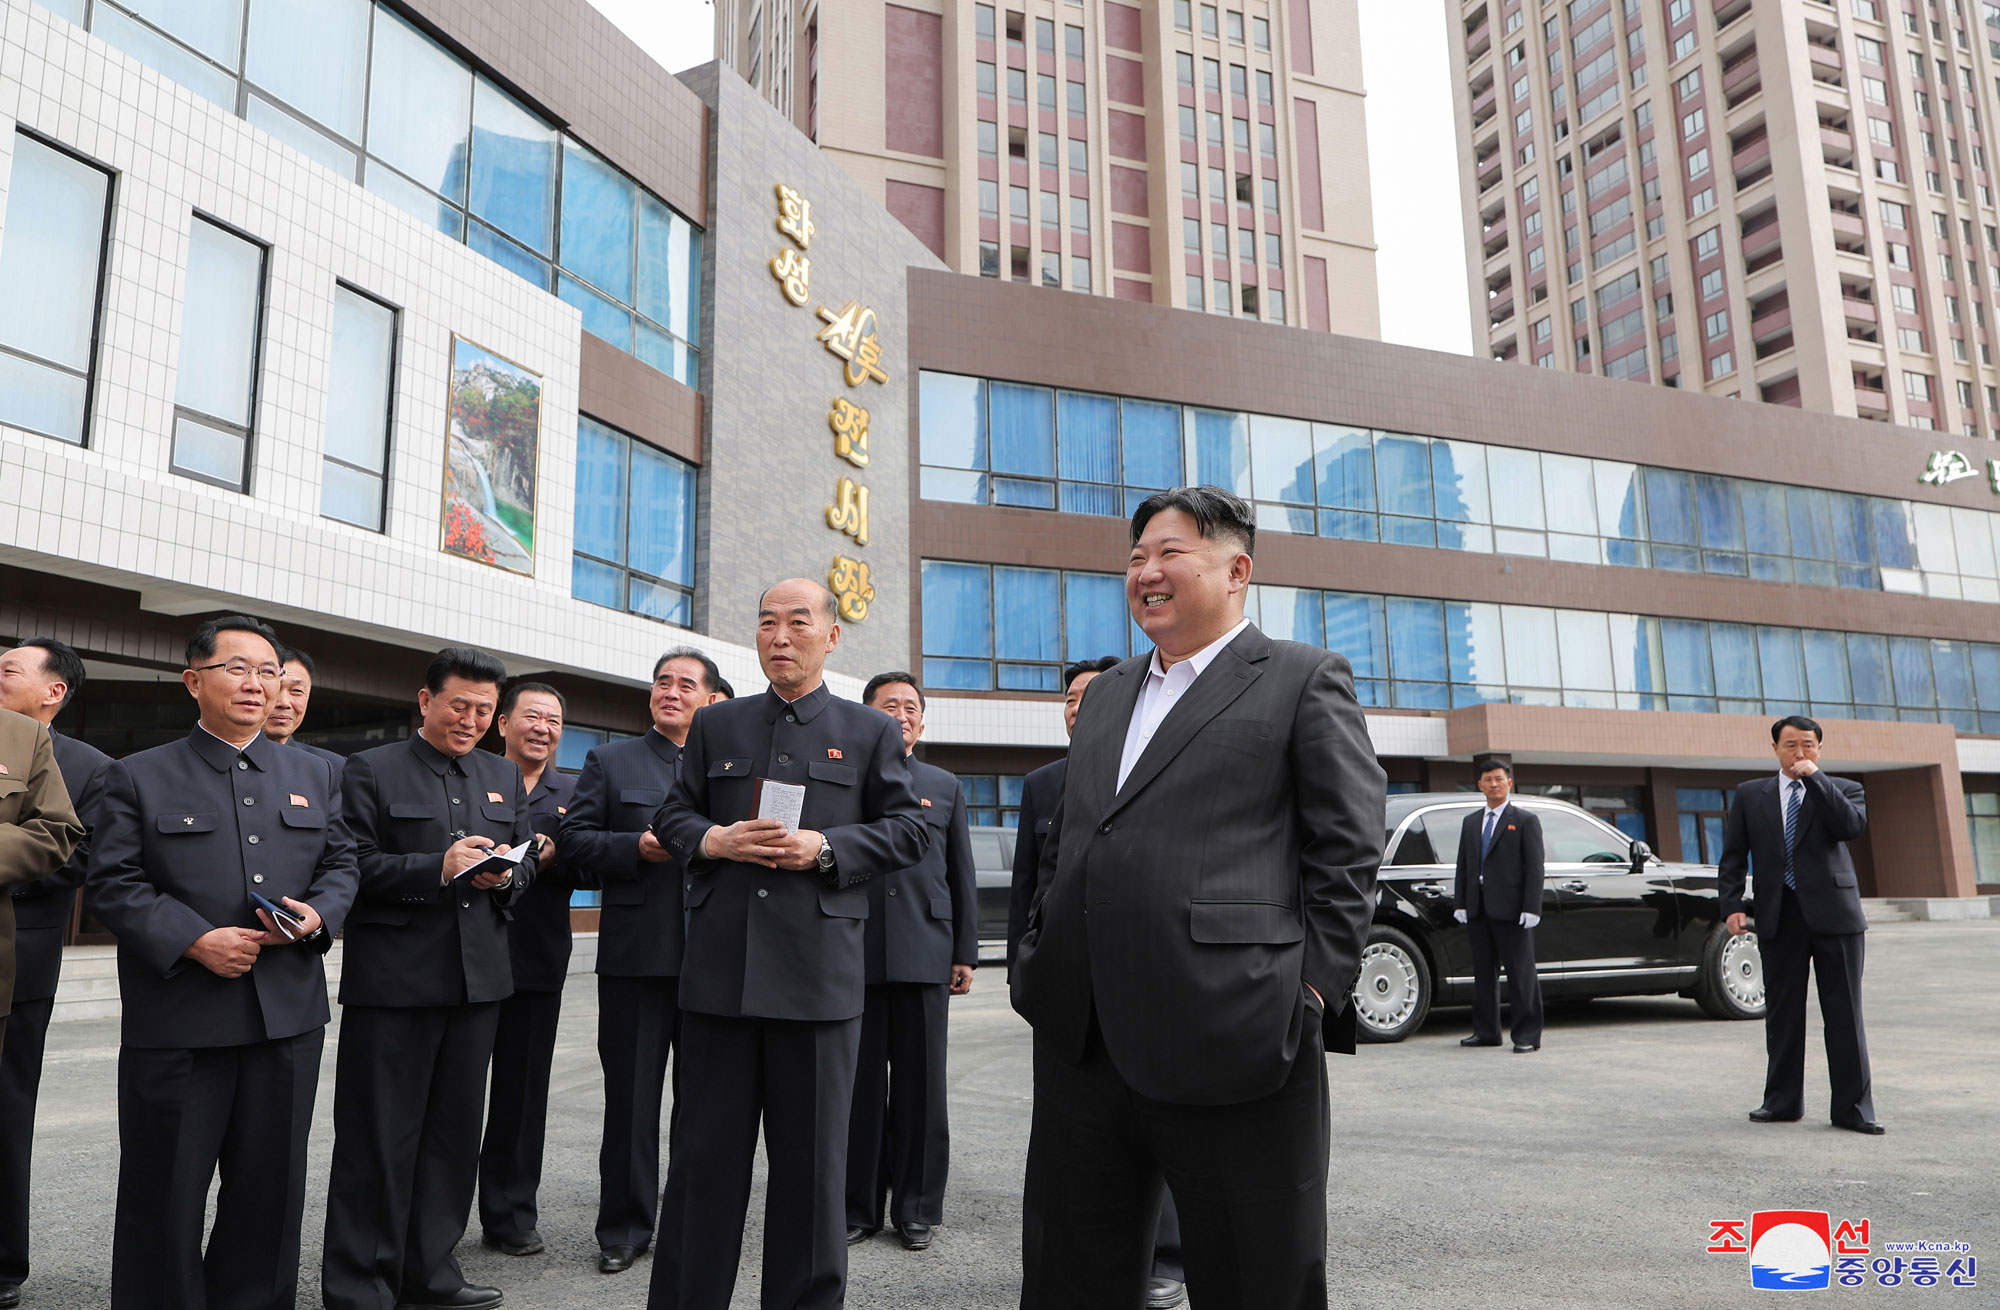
xmin=1693 ymin=923 xmax=1766 ymax=1020
xmin=1352 ymin=925 xmax=1431 ymax=1044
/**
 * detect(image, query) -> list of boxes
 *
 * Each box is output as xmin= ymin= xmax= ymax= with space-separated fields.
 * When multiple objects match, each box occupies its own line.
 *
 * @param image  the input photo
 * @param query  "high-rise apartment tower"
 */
xmin=1451 ymin=0 xmax=2000 ymax=434
xmin=718 ymin=0 xmax=1381 ymax=335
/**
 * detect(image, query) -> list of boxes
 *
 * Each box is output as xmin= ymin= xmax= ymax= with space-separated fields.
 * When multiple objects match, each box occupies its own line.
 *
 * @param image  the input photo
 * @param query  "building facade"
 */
xmin=1451 ymin=0 xmax=2000 ymax=432
xmin=715 ymin=0 xmax=1381 ymax=335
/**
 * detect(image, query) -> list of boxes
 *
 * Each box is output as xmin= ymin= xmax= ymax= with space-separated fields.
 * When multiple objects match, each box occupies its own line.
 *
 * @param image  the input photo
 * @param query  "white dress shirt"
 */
xmin=1777 ymin=769 xmax=1806 ymax=834
xmin=1115 ymin=617 xmax=1251 ymax=792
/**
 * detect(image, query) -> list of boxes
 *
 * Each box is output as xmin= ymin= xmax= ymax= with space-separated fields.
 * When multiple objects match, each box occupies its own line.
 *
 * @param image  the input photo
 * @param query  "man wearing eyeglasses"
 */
xmin=85 ymin=615 xmax=356 ymax=1310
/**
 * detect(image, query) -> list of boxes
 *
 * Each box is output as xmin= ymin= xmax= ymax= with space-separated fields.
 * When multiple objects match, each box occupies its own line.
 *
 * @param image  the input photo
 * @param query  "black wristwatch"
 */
xmin=815 ymin=836 xmax=836 ymax=872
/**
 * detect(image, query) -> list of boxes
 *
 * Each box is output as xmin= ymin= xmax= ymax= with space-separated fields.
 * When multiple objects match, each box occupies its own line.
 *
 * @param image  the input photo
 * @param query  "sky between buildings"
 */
xmin=590 ymin=0 xmax=1472 ymax=357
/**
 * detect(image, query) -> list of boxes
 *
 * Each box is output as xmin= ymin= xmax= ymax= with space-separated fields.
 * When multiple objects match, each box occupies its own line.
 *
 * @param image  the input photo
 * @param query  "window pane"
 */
xmin=1710 ymin=623 xmax=1759 ymax=699
xmin=634 ymin=321 xmax=696 ymax=387
xmin=628 ymin=575 xmax=691 ymax=626
xmin=1933 ymin=640 xmax=1975 ymax=709
xmin=1592 ymin=460 xmax=1646 ymax=538
xmin=1504 ymin=605 xmax=1561 ymax=687
xmin=365 ymin=161 xmax=463 ymax=237
xmin=1952 ymin=507 xmax=1996 ymax=578
xmin=1250 ymin=414 xmax=1314 ymax=504
xmin=367 ymin=9 xmax=472 ymax=204
xmin=0 ymin=354 xmax=87 ymax=444
xmin=1643 ymin=468 xmax=1697 ymax=544
xmin=560 ymin=140 xmax=636 ymax=303
xmin=245 ymin=0 xmax=368 ymax=138
xmin=1430 ymin=439 xmax=1489 ymax=523
xmin=177 ymin=219 xmax=262 ymax=427
xmin=1326 ymin=591 xmax=1387 ymax=679
xmin=988 ymin=567 xmax=1058 ymax=662
xmin=1555 ymin=610 xmax=1614 ymax=689
xmin=1184 ymin=408 xmax=1251 ymax=495
xmin=0 ymin=134 xmax=110 ymax=374
xmin=1661 ymin=619 xmax=1713 ymax=695
xmin=324 ymin=286 xmax=394 ymax=475
xmin=1787 ymin=487 xmax=1836 ymax=560
xmin=573 ymin=418 xmax=627 ymax=564
xmin=922 ymin=561 xmax=993 ymax=658
xmin=1971 ymin=643 xmax=2000 ymax=711
xmin=638 ymin=197 xmax=701 ymax=345
xmin=1374 ymin=433 xmax=1432 ymax=518
xmin=1801 ymin=630 xmax=1851 ymax=704
xmin=244 ymin=95 xmax=358 ymax=175
xmin=171 ymin=415 xmax=246 ymax=484
xmin=571 ymin=554 xmax=623 ymax=609
xmin=920 ymin=372 xmax=986 ymax=469
xmin=1694 ymin=475 xmax=1744 ymax=549
xmin=320 ymin=461 xmax=383 ymax=530
xmin=1255 ymin=586 xmax=1322 ymax=645
xmin=1062 ymin=572 xmax=1127 ymax=661
xmin=1847 ymin=633 xmax=1892 ymax=705
xmin=1386 ymin=597 xmax=1447 ymax=682
xmin=1487 ymin=446 xmax=1546 ymax=529
xmin=1739 ymin=482 xmax=1790 ymax=555
xmin=558 ymin=275 xmax=632 ymax=349
xmin=124 ymin=0 xmax=243 ymax=65
xmin=988 ymin=382 xmax=1056 ymax=476
xmin=91 ymin=6 xmax=236 ymax=106
xmin=1057 ymin=390 xmax=1119 ymax=484
xmin=468 ymin=78 xmax=556 ymax=255
xmin=1120 ymin=398 xmax=1181 ymax=488
xmin=1889 ymin=636 xmax=1935 ymax=708
xmin=1446 ymin=601 xmax=1508 ymax=685
xmin=1315 ymin=424 xmax=1377 ymax=511
xmin=1539 ymin=453 xmax=1594 ymax=534
xmin=1871 ymin=498 xmax=1918 ymax=569
xmin=1608 ymin=614 xmax=1666 ymax=699
xmin=1831 ymin=492 xmax=1874 ymax=565
xmin=468 ymin=220 xmax=550 ymax=289
xmin=628 ymin=442 xmax=696 ymax=586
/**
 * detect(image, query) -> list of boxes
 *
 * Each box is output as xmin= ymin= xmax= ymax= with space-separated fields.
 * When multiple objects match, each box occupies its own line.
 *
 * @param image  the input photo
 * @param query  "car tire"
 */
xmin=1352 ymin=925 xmax=1431 ymax=1044
xmin=1693 ymin=922 xmax=1766 ymax=1021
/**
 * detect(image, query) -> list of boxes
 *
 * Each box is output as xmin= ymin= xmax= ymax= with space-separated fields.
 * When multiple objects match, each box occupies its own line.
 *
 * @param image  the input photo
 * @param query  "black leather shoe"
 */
xmin=1146 ymin=1277 xmax=1187 ymax=1308
xmin=1460 ymin=1035 xmax=1501 ymax=1047
xmin=397 ymin=1288 xmax=503 ymax=1310
xmin=0 ymin=1281 xmax=21 ymax=1308
xmin=896 ymin=1222 xmax=933 ymax=1250
xmin=1748 ymin=1107 xmax=1802 ymax=1123
xmin=1835 ymin=1119 xmax=1887 ymax=1135
xmin=481 ymin=1230 xmax=543 ymax=1256
xmin=1512 ymin=1042 xmax=1540 ymax=1053
xmin=598 ymin=1244 xmax=641 ymax=1274
xmin=847 ymin=1226 xmax=877 ymax=1245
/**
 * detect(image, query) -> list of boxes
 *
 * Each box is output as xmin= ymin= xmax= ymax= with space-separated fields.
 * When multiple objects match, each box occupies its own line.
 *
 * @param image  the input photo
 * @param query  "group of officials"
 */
xmin=0 ymin=482 xmax=1885 ymax=1310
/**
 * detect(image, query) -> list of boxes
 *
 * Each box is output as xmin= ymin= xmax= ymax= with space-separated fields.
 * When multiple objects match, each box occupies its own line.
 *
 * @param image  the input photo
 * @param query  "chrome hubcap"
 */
xmin=1352 ymin=941 xmax=1421 ymax=1031
xmin=1721 ymin=934 xmax=1765 ymax=1010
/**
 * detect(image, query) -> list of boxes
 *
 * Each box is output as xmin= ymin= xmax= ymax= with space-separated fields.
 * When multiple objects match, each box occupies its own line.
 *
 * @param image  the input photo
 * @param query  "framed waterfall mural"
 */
xmin=441 ymin=335 xmax=542 ymax=576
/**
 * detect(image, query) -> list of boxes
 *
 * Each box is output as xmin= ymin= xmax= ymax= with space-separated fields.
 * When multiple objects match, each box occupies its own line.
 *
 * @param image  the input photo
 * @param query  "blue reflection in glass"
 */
xmin=638 ymin=195 xmax=699 ymax=343
xmin=1430 ymin=440 xmax=1488 ymax=524
xmin=1445 ymin=602 xmax=1505 ymax=685
xmin=1386 ymin=597 xmax=1446 ymax=683
xmin=125 ymin=0 xmax=244 ymax=67
xmin=922 ymin=562 xmax=992 ymax=658
xmin=1185 ymin=408 xmax=1251 ymax=494
xmin=1063 ymin=572 xmax=1128 ymax=661
xmin=1695 ymin=475 xmax=1743 ymax=549
xmin=1058 ymin=391 xmax=1120 ymax=484
xmin=1871 ymin=499 xmax=1918 ymax=569
xmin=560 ymin=140 xmax=635 ymax=303
xmin=628 ymin=576 xmax=691 ymax=626
xmin=1971 ymin=644 xmax=2000 ymax=714
xmin=469 ymin=79 xmax=556 ymax=255
xmin=92 ymin=5 xmax=236 ymax=106
xmin=1889 ymin=636 xmax=1935 ymax=708
xmin=1250 ymin=415 xmax=1314 ymax=505
xmin=1740 ymin=482 xmax=1790 ymax=555
xmin=573 ymin=418 xmax=626 ymax=564
xmin=571 ymin=555 xmax=623 ymax=609
xmin=1315 ymin=425 xmax=1376 ymax=510
xmin=635 ymin=323 xmax=694 ymax=388
xmin=468 ymin=220 xmax=550 ymax=290
xmin=1255 ymin=586 xmax=1323 ymax=645
xmin=367 ymin=9 xmax=471 ymax=203
xmin=1374 ymin=434 xmax=1432 ymax=518
xmin=989 ymin=382 xmax=1056 ymax=476
xmin=995 ymin=567 xmax=1061 ymax=661
xmin=1757 ymin=627 xmax=1806 ymax=703
xmin=1801 ymin=630 xmax=1851 ymax=704
xmin=1326 ymin=592 xmax=1387 ymax=679
xmin=559 ymin=276 xmax=632 ymax=349
xmin=920 ymin=373 xmax=986 ymax=469
xmin=1644 ymin=468 xmax=1697 ymax=545
xmin=1846 ymin=633 xmax=1892 ymax=705
xmin=1121 ymin=399 xmax=1182 ymax=488
xmin=1934 ymin=640 xmax=1975 ymax=709
xmin=1710 ymin=624 xmax=1759 ymax=699
xmin=629 ymin=443 xmax=695 ymax=586
xmin=1831 ymin=492 xmax=1873 ymax=564
xmin=1662 ymin=619 xmax=1714 ymax=695
xmin=365 ymin=162 xmax=462 ymax=237
xmin=246 ymin=0 xmax=368 ymax=138
xmin=993 ymin=477 xmax=1056 ymax=508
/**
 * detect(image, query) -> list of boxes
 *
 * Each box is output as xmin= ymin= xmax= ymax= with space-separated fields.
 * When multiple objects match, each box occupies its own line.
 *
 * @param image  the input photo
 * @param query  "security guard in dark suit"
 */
xmin=0 ymin=638 xmax=111 ymax=1308
xmin=85 ymin=617 xmax=357 ymax=1310
xmin=844 ymin=673 xmax=977 ymax=1253
xmin=477 ymin=682 xmax=576 ymax=1258
xmin=265 ymin=645 xmax=347 ymax=772
xmin=558 ymin=647 xmax=721 ymax=1275
xmin=322 ymin=648 xmax=538 ymax=1310
xmin=1451 ymin=757 xmax=1546 ymax=1053
xmin=647 ymin=580 xmax=928 ymax=1310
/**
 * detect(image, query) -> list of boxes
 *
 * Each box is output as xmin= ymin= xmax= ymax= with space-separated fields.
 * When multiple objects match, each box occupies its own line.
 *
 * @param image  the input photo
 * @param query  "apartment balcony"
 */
xmin=1482 ymin=223 xmax=1510 ymax=259
xmin=1808 ymin=45 xmax=1844 ymax=90
xmin=1466 ymin=18 xmax=1492 ymax=62
xmin=1830 ymin=210 xmax=1867 ymax=253
xmin=1477 ymin=150 xmax=1503 ymax=191
xmin=1489 ymin=298 xmax=1516 ymax=329
xmin=1742 ymin=214 xmax=1784 ymax=270
xmin=1723 ymin=51 xmax=1762 ymax=107
xmin=1821 ymin=125 xmax=1856 ymax=171
xmin=1733 ymin=131 xmax=1772 ymax=188
xmin=1471 ymin=85 xmax=1497 ymax=129
xmin=1714 ymin=0 xmax=1753 ymax=29
xmin=1843 ymin=296 xmax=1879 ymax=343
xmin=1853 ymin=382 xmax=1891 ymax=415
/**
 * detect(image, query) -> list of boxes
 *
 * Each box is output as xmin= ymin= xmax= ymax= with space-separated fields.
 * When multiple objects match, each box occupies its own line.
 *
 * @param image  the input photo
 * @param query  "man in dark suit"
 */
xmin=1451 ymin=758 xmax=1545 ymax=1053
xmin=86 ymin=616 xmax=356 ymax=1309
xmin=560 ymin=647 xmax=723 ymax=1276
xmin=1719 ymin=715 xmax=1880 ymax=1134
xmin=1006 ymin=657 xmax=1188 ymax=1310
xmin=845 ymin=673 xmax=977 ymax=1254
xmin=264 ymin=645 xmax=347 ymax=771
xmin=0 ymin=706 xmax=82 ymax=1050
xmin=322 ymin=647 xmax=540 ymax=1310
xmin=647 ymin=579 xmax=928 ymax=1310
xmin=0 ymin=638 xmax=111 ymax=1309
xmin=477 ymin=681 xmax=576 ymax=1259
xmin=1013 ymin=486 xmax=1384 ymax=1310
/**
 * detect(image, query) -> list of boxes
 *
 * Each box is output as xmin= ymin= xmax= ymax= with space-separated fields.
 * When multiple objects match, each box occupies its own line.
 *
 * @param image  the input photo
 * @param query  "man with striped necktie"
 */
xmin=1718 ymin=716 xmax=1882 ymax=1135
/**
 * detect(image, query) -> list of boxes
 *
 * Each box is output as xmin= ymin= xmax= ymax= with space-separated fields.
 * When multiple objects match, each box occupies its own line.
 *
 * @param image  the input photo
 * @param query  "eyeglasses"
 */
xmin=191 ymin=660 xmax=283 ymax=682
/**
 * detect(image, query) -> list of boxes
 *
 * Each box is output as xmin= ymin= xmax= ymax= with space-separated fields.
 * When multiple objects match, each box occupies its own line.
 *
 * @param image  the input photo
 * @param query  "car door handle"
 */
xmin=1408 ymin=882 xmax=1447 ymax=896
xmin=1560 ymin=880 xmax=1589 ymax=893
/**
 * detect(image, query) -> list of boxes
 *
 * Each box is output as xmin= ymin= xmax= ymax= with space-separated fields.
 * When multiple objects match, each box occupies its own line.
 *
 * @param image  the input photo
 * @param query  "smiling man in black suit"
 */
xmin=1452 ymin=757 xmax=1546 ymax=1053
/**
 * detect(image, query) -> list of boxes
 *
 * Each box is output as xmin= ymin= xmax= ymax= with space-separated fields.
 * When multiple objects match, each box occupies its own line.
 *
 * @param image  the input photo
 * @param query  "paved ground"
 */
xmin=16 ymin=919 xmax=2000 ymax=1308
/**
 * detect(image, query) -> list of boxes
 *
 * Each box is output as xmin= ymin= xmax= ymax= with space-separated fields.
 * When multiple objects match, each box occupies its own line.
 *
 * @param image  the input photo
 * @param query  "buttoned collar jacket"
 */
xmin=505 ymin=768 xmax=577 ymax=992
xmin=865 ymin=757 xmax=979 ymax=985
xmin=559 ymin=729 xmax=688 ymax=978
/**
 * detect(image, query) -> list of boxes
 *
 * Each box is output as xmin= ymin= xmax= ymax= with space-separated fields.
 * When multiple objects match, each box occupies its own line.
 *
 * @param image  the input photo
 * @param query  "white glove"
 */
xmin=1453 ymin=908 xmax=1468 ymax=924
xmin=1519 ymin=912 xmax=1541 ymax=929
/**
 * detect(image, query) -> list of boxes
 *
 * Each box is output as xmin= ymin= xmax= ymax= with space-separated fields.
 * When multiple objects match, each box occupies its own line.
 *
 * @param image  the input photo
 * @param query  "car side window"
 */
xmin=1391 ymin=808 xmax=1473 ymax=867
xmin=1534 ymin=808 xmax=1630 ymax=865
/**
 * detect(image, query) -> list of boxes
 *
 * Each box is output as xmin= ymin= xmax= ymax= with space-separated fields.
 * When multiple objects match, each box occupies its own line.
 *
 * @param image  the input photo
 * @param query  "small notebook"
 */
xmin=754 ymin=778 xmax=806 ymax=834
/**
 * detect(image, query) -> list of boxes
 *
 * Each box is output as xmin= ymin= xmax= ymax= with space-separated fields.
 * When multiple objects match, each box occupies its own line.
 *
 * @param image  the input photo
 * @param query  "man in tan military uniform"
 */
xmin=0 ymin=706 xmax=83 ymax=1059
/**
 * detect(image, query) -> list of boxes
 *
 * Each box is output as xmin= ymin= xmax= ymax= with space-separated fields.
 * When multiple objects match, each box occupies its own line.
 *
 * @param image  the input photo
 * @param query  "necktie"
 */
xmin=1480 ymin=809 xmax=1499 ymax=869
xmin=1782 ymin=782 xmax=1801 ymax=891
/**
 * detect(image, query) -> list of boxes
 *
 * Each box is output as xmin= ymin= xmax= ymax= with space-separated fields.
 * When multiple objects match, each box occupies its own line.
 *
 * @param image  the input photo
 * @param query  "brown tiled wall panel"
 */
xmin=395 ymin=0 xmax=706 ymax=223
xmin=1108 ymin=109 xmax=1148 ymax=161
xmin=1304 ymin=254 xmax=1330 ymax=331
xmin=1288 ymin=0 xmax=1315 ymax=74
xmin=1107 ymin=56 xmax=1145 ymax=108
xmin=1110 ymin=164 xmax=1150 ymax=217
xmin=886 ymin=180 xmax=949 ymax=261
xmin=578 ymin=334 xmax=703 ymax=464
xmin=884 ymin=5 xmax=946 ymax=158
xmin=1104 ymin=2 xmax=1142 ymax=52
xmin=1112 ymin=221 xmax=1152 ymax=274
xmin=1293 ymin=98 xmax=1324 ymax=230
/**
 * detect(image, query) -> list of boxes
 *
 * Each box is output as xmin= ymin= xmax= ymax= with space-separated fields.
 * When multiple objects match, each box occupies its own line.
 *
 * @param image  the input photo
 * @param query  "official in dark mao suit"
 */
xmin=322 ymin=648 xmax=540 ymax=1310
xmin=1013 ymin=488 xmax=1385 ymax=1310
xmin=648 ymin=579 xmax=928 ymax=1310
xmin=1719 ymin=716 xmax=1881 ymax=1134
xmin=1005 ymin=657 xmax=1187 ymax=1310
xmin=264 ymin=646 xmax=348 ymax=772
xmin=560 ymin=647 xmax=724 ymax=1275
xmin=477 ymin=682 xmax=576 ymax=1258
xmin=85 ymin=617 xmax=357 ymax=1310
xmin=0 ymin=638 xmax=110 ymax=1306
xmin=844 ymin=674 xmax=978 ymax=1253
xmin=1451 ymin=758 xmax=1546 ymax=1052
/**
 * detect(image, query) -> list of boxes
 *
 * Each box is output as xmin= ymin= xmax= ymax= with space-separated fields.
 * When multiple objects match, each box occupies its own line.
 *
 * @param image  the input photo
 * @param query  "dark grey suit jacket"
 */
xmin=1718 ymin=771 xmax=1868 ymax=936
xmin=1011 ymin=625 xmax=1385 ymax=1106
xmin=1452 ymin=803 xmax=1545 ymax=922
xmin=863 ymin=756 xmax=978 ymax=985
xmin=561 ymin=729 xmax=687 ymax=978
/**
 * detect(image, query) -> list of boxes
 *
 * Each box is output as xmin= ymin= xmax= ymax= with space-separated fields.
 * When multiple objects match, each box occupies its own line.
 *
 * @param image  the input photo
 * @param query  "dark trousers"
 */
xmin=322 ymin=1002 xmax=501 ymax=1310
xmin=0 ymin=996 xmax=53 ymax=1286
xmin=1758 ymin=888 xmax=1874 ymax=1124
xmin=1019 ymin=1021 xmax=1329 ymax=1310
xmin=596 ymin=974 xmax=680 ymax=1250
xmin=111 ymin=1028 xmax=324 ymax=1310
xmin=478 ymin=987 xmax=564 ymax=1242
xmin=845 ymin=982 xmax=950 ymax=1230
xmin=1466 ymin=914 xmax=1543 ymax=1046
xmin=647 ymin=1010 xmax=862 ymax=1310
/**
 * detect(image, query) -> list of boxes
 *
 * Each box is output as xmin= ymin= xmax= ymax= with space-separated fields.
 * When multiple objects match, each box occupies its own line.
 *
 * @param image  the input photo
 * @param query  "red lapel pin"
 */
xmin=828 ymin=748 xmax=843 ymax=760
xmin=289 ymin=793 xmax=310 ymax=808
xmin=920 ymin=797 xmax=932 ymax=807
xmin=486 ymin=791 xmax=504 ymax=803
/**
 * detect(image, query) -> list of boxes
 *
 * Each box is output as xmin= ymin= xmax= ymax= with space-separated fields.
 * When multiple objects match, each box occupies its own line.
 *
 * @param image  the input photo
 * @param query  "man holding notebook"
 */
xmin=647 ymin=579 xmax=928 ymax=1310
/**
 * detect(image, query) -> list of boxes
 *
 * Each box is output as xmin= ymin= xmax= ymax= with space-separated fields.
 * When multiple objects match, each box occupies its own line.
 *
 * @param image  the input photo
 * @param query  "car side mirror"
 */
xmin=1628 ymin=839 xmax=1652 ymax=873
